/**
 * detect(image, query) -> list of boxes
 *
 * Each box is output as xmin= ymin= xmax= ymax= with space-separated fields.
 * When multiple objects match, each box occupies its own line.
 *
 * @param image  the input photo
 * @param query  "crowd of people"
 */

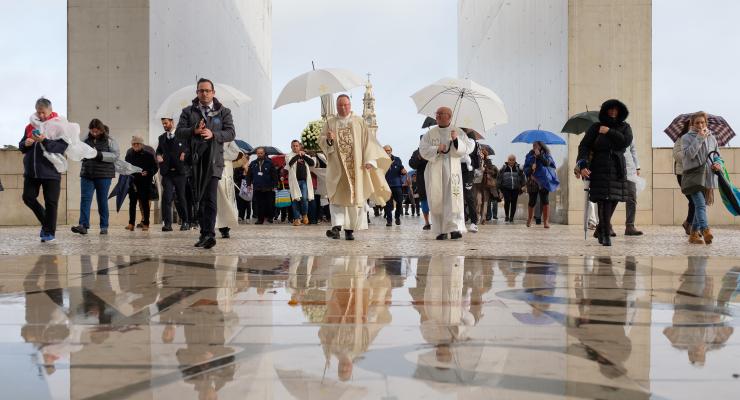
xmin=19 ymin=86 xmax=725 ymax=247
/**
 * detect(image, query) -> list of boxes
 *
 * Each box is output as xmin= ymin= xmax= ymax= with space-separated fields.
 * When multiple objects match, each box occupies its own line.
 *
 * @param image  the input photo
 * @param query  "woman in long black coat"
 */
xmin=575 ymin=99 xmax=633 ymax=246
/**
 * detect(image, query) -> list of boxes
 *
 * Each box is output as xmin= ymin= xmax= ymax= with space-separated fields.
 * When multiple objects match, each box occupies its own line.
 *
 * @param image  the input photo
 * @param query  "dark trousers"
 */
xmin=254 ymin=189 xmax=273 ymax=223
xmin=198 ymin=177 xmax=219 ymax=237
xmin=463 ymin=178 xmax=478 ymax=224
xmin=676 ymin=175 xmax=695 ymax=223
xmin=384 ymin=186 xmax=404 ymax=221
xmin=502 ymin=189 xmax=519 ymax=221
xmin=236 ymin=196 xmax=251 ymax=220
xmin=308 ymin=194 xmax=320 ymax=223
xmin=183 ymin=177 xmax=198 ymax=224
xmin=486 ymin=198 xmax=499 ymax=220
xmin=528 ymin=189 xmax=550 ymax=207
xmin=597 ymin=200 xmax=619 ymax=234
xmin=22 ymin=177 xmax=61 ymax=235
xmin=161 ymin=174 xmax=188 ymax=227
xmin=129 ymin=178 xmax=152 ymax=226
xmin=626 ymin=180 xmax=637 ymax=225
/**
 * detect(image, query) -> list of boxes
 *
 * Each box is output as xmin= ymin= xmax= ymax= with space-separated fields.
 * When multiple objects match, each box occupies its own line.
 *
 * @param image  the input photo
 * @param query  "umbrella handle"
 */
xmin=440 ymin=141 xmax=453 ymax=155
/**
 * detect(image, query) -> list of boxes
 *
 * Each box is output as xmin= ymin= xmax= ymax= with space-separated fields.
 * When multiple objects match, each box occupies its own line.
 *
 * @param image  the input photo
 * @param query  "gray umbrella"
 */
xmin=562 ymin=111 xmax=599 ymax=134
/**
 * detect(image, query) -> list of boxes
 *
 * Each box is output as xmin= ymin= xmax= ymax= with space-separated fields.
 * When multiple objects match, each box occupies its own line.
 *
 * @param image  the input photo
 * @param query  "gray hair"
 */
xmin=35 ymin=97 xmax=52 ymax=110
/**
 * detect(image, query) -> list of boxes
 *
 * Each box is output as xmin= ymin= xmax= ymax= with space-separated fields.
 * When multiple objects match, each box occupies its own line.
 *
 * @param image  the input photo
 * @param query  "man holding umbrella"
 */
xmin=176 ymin=78 xmax=236 ymax=249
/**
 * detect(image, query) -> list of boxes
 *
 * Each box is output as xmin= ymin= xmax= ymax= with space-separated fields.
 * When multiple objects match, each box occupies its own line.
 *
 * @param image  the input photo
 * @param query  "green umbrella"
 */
xmin=562 ymin=111 xmax=599 ymax=134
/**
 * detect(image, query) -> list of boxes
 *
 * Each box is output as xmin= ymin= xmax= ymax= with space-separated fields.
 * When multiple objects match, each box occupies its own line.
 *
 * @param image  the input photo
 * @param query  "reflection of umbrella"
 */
xmin=512 ymin=311 xmax=554 ymax=325
xmin=583 ymin=180 xmax=590 ymax=240
xmin=461 ymin=127 xmax=485 ymax=140
xmin=234 ymin=139 xmax=253 ymax=153
xmin=708 ymin=151 xmax=740 ymax=216
xmin=479 ymin=143 xmax=495 ymax=156
xmin=562 ymin=111 xmax=599 ymax=134
xmin=511 ymin=130 xmax=566 ymax=145
xmin=275 ymin=368 xmax=368 ymax=400
xmin=665 ymin=113 xmax=736 ymax=145
xmin=274 ymin=66 xmax=364 ymax=109
xmin=421 ymin=116 xmax=437 ymax=129
xmin=108 ymin=175 xmax=133 ymax=212
xmin=411 ymin=77 xmax=508 ymax=133
xmin=155 ymin=83 xmax=251 ymax=120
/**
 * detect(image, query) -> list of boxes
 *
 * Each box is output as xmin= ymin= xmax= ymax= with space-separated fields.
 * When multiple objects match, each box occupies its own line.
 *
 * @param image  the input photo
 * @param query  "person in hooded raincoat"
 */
xmin=575 ymin=99 xmax=633 ymax=247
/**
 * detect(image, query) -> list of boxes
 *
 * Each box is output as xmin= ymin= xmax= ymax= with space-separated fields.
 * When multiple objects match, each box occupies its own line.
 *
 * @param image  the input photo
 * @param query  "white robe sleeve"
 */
xmin=451 ymin=131 xmax=473 ymax=157
xmin=419 ymin=131 xmax=439 ymax=162
xmin=318 ymin=119 xmax=336 ymax=155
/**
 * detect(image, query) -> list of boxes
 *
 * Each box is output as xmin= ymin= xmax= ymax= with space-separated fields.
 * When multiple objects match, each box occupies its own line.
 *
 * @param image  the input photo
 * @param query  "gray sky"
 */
xmin=1 ymin=0 xmax=738 ymax=158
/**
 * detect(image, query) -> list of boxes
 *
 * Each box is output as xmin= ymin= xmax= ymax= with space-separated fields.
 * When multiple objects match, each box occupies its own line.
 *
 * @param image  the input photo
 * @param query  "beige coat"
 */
xmin=319 ymin=113 xmax=391 ymax=207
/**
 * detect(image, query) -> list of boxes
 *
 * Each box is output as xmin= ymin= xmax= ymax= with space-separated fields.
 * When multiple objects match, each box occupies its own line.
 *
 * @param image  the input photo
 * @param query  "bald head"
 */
xmin=435 ymin=107 xmax=452 ymax=128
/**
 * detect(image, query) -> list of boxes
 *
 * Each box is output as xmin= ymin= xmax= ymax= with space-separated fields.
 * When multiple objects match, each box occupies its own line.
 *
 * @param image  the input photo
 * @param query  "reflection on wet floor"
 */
xmin=0 ymin=255 xmax=738 ymax=399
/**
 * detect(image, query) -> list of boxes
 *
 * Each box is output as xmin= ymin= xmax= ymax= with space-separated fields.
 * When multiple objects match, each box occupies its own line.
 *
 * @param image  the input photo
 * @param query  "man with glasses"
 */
xmin=419 ymin=107 xmax=474 ymax=240
xmin=176 ymin=78 xmax=235 ymax=249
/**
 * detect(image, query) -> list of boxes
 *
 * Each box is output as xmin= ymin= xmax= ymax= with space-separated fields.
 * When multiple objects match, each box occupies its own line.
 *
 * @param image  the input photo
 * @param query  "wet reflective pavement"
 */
xmin=0 ymin=255 xmax=738 ymax=399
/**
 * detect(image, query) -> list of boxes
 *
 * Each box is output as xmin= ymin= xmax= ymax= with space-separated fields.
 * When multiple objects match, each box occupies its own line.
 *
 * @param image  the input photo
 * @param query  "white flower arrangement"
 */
xmin=301 ymin=119 xmax=324 ymax=151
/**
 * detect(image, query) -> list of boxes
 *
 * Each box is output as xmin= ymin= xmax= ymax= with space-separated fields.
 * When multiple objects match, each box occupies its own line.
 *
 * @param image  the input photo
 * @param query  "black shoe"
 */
xmin=202 ymin=236 xmax=217 ymax=249
xmin=395 ymin=217 xmax=401 ymax=225
xmin=136 ymin=222 xmax=143 ymax=228
xmin=450 ymin=231 xmax=463 ymax=240
xmin=71 ymin=225 xmax=88 ymax=235
xmin=602 ymin=233 xmax=612 ymax=246
xmin=597 ymin=230 xmax=604 ymax=245
xmin=326 ymin=226 xmax=341 ymax=239
xmin=162 ymin=225 xmax=173 ymax=232
xmin=386 ymin=220 xmax=392 ymax=227
xmin=610 ymin=226 xmax=617 ymax=237
xmin=436 ymin=234 xmax=448 ymax=240
xmin=422 ymin=224 xmax=431 ymax=231
xmin=219 ymin=227 xmax=230 ymax=239
xmin=535 ymin=218 xmax=542 ymax=225
xmin=194 ymin=236 xmax=207 ymax=247
xmin=344 ymin=230 xmax=354 ymax=241
xmin=255 ymin=220 xmax=264 ymax=225
xmin=179 ymin=223 xmax=190 ymax=231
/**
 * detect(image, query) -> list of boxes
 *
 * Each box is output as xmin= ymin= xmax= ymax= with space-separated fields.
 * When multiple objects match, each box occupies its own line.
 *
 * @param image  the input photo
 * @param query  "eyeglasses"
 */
xmin=196 ymin=89 xmax=213 ymax=94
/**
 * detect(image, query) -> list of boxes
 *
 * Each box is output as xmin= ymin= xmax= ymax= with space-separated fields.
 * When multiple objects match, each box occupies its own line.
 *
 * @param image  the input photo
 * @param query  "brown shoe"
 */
xmin=142 ymin=224 xmax=149 ymax=232
xmin=302 ymin=215 xmax=309 ymax=225
xmin=125 ymin=224 xmax=134 ymax=231
xmin=701 ymin=228 xmax=713 ymax=244
xmin=681 ymin=220 xmax=691 ymax=236
xmin=688 ymin=231 xmax=704 ymax=244
xmin=624 ymin=224 xmax=643 ymax=236
xmin=293 ymin=220 xmax=302 ymax=226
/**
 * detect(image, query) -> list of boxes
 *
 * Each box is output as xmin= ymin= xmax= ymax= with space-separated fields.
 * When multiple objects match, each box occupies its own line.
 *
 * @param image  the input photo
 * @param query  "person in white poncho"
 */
xmin=419 ymin=107 xmax=474 ymax=240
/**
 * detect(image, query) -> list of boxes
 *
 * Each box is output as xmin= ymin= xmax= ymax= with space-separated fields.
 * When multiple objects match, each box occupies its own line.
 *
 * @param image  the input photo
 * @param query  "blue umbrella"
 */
xmin=107 ymin=174 xmax=133 ymax=212
xmin=511 ymin=129 xmax=566 ymax=145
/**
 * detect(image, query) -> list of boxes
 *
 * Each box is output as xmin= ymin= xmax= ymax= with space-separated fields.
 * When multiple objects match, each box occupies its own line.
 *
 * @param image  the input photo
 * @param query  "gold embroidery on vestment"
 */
xmin=337 ymin=126 xmax=355 ymax=197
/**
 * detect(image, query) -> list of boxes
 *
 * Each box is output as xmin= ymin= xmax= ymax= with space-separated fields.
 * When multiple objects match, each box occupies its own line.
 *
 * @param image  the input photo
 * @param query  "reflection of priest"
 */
xmin=319 ymin=95 xmax=391 ymax=240
xmin=419 ymin=107 xmax=474 ymax=240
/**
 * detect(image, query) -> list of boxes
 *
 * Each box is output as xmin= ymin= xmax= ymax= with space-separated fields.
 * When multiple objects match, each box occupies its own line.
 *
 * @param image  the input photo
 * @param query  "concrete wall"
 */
xmin=458 ymin=0 xmax=569 ymax=222
xmin=149 ymin=0 xmax=272 ymax=147
xmin=566 ymin=0 xmax=653 ymax=226
xmin=67 ymin=0 xmax=151 ymax=226
xmin=0 ymin=150 xmax=67 ymax=226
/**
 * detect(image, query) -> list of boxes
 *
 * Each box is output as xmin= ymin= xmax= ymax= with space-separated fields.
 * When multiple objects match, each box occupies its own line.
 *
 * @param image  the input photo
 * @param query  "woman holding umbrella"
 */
xmin=681 ymin=112 xmax=722 ymax=245
xmin=575 ymin=99 xmax=633 ymax=247
xmin=523 ymin=141 xmax=557 ymax=228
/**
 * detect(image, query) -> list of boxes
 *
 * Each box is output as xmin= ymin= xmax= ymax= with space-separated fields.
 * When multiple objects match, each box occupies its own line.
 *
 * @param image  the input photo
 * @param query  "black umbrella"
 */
xmin=108 ymin=174 xmax=133 ymax=212
xmin=234 ymin=139 xmax=254 ymax=153
xmin=421 ymin=116 xmax=437 ymax=129
xmin=562 ymin=111 xmax=600 ymax=134
xmin=250 ymin=146 xmax=283 ymax=156
xmin=190 ymin=137 xmax=217 ymax=213
xmin=479 ymin=143 xmax=495 ymax=156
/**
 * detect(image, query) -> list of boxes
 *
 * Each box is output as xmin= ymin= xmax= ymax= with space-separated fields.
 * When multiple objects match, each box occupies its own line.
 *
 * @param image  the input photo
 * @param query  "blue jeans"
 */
xmin=79 ymin=177 xmax=112 ymax=229
xmin=690 ymin=191 xmax=708 ymax=231
xmin=420 ymin=199 xmax=429 ymax=214
xmin=291 ymin=180 xmax=310 ymax=219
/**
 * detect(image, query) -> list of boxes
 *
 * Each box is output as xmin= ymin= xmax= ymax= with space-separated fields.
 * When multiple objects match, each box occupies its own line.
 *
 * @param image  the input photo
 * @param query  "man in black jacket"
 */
xmin=125 ymin=136 xmax=158 ymax=231
xmin=175 ymin=78 xmax=236 ymax=249
xmin=156 ymin=116 xmax=190 ymax=231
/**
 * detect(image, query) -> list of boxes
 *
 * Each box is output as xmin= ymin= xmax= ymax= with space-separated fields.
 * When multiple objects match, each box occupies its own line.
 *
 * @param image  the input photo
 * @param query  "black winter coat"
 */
xmin=577 ymin=99 xmax=634 ymax=202
xmin=80 ymin=135 xmax=119 ymax=179
xmin=408 ymin=149 xmax=428 ymax=200
xmin=19 ymin=134 xmax=68 ymax=181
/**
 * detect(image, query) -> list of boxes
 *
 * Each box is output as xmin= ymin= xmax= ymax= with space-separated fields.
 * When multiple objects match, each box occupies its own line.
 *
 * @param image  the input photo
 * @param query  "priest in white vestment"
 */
xmin=419 ymin=107 xmax=474 ymax=240
xmin=215 ymin=141 xmax=241 ymax=238
xmin=319 ymin=94 xmax=391 ymax=240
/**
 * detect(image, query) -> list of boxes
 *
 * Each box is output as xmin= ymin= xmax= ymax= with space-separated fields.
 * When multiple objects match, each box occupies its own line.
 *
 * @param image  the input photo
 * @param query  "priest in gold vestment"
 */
xmin=319 ymin=95 xmax=391 ymax=240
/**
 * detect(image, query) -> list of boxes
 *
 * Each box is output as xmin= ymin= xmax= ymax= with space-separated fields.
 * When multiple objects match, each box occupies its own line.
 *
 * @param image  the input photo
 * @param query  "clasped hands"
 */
xmin=194 ymin=119 xmax=213 ymax=140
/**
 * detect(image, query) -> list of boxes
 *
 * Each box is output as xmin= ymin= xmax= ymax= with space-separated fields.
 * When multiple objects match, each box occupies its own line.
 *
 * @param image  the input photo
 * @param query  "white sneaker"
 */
xmin=469 ymin=223 xmax=478 ymax=233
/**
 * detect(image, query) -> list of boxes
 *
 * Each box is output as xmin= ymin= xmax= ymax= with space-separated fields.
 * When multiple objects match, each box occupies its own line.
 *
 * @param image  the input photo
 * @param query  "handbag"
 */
xmin=275 ymin=188 xmax=292 ymax=208
xmin=150 ymin=178 xmax=160 ymax=201
xmin=239 ymin=179 xmax=253 ymax=201
xmin=681 ymin=165 xmax=707 ymax=195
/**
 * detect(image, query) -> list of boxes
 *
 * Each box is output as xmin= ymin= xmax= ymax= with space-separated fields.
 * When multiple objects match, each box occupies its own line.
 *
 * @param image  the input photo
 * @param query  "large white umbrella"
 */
xmin=274 ymin=67 xmax=365 ymax=109
xmin=155 ymin=83 xmax=252 ymax=120
xmin=411 ymin=77 xmax=508 ymax=133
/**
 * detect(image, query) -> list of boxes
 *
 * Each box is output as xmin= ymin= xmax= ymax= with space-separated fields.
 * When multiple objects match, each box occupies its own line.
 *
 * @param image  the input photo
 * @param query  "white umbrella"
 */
xmin=411 ymin=77 xmax=508 ymax=133
xmin=274 ymin=67 xmax=365 ymax=109
xmin=155 ymin=83 xmax=252 ymax=120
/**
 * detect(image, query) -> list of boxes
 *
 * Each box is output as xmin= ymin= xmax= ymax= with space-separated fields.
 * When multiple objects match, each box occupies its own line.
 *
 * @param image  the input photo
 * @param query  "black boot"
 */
xmin=436 ymin=233 xmax=448 ymax=240
xmin=194 ymin=235 xmax=207 ymax=247
xmin=219 ymin=227 xmax=230 ymax=239
xmin=450 ymin=231 xmax=463 ymax=240
xmin=326 ymin=226 xmax=341 ymax=239
xmin=602 ymin=225 xmax=612 ymax=246
xmin=344 ymin=230 xmax=354 ymax=240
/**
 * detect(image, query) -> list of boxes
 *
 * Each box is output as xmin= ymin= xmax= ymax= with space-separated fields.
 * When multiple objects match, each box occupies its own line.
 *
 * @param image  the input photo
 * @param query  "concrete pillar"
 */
xmin=566 ymin=0 xmax=653 ymax=226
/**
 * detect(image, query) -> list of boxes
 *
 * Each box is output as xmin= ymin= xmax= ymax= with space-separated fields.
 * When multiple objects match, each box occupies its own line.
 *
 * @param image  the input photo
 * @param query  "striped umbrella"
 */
xmin=664 ymin=113 xmax=736 ymax=146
